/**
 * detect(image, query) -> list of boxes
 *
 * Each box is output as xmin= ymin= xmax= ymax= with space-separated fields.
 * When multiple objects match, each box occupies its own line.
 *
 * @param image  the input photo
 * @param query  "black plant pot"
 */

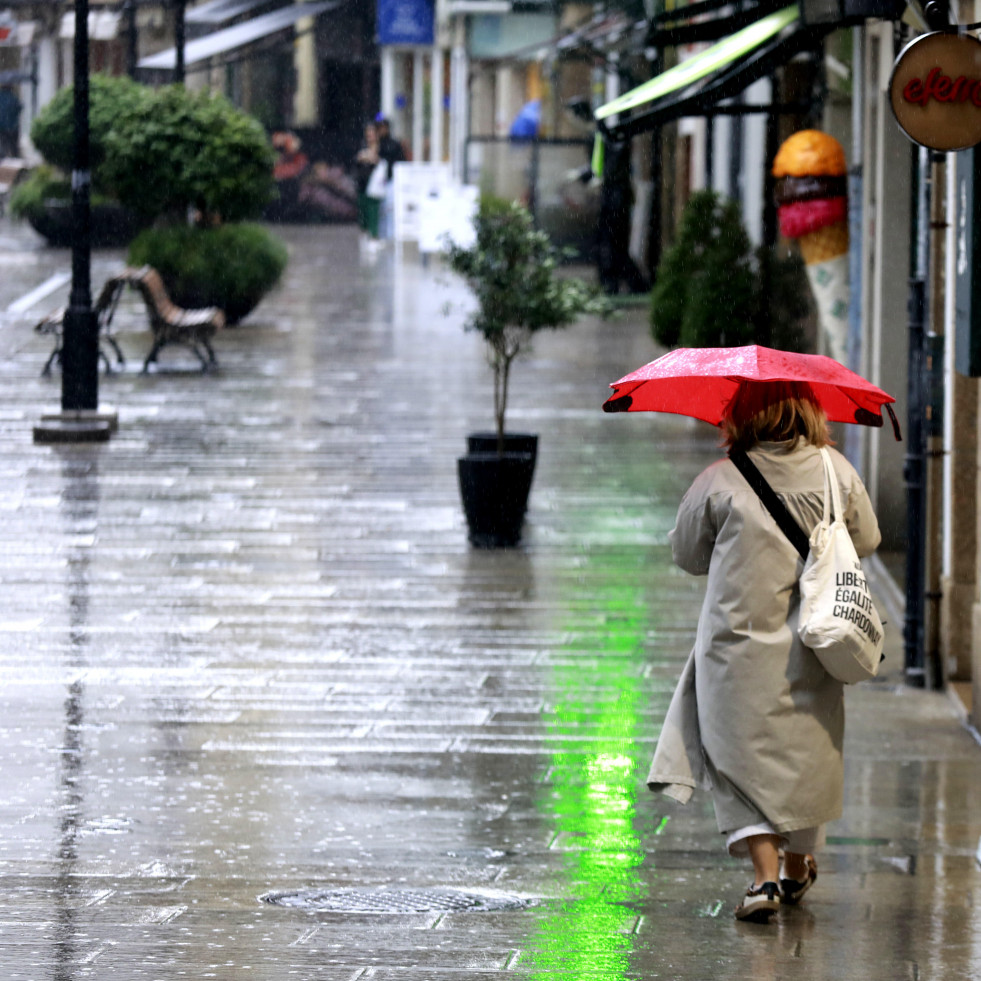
xmin=27 ymin=199 xmax=146 ymax=248
xmin=466 ymin=432 xmax=539 ymax=461
xmin=458 ymin=434 xmax=538 ymax=548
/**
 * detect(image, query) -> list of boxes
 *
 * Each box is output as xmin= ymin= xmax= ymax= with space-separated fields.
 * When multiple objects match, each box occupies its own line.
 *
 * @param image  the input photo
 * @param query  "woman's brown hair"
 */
xmin=722 ymin=381 xmax=832 ymax=451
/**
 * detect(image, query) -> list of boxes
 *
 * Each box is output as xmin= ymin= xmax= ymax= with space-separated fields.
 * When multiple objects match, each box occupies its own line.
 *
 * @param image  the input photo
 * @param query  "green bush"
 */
xmin=754 ymin=244 xmax=811 ymax=352
xmin=29 ymin=75 xmax=150 ymax=194
xmin=103 ymin=85 xmax=275 ymax=224
xmin=651 ymin=190 xmax=811 ymax=351
xmin=8 ymin=164 xmax=70 ymax=220
xmin=651 ymin=190 xmax=757 ymax=349
xmin=128 ymin=223 xmax=288 ymax=324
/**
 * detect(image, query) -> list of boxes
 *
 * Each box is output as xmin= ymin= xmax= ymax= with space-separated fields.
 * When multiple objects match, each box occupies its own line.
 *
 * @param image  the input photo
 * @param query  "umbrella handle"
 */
xmin=885 ymin=404 xmax=902 ymax=442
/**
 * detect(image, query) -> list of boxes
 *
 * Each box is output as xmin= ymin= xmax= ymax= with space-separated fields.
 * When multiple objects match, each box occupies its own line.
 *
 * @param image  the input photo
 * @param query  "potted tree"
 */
xmin=444 ymin=197 xmax=606 ymax=547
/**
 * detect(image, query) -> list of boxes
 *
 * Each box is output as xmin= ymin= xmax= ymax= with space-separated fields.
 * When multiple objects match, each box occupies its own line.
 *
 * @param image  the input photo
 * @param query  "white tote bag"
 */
xmin=366 ymin=161 xmax=388 ymax=200
xmin=798 ymin=448 xmax=884 ymax=684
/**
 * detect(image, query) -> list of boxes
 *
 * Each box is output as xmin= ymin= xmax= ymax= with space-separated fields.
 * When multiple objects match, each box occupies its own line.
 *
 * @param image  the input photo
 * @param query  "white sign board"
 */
xmin=392 ymin=162 xmax=451 ymax=244
xmin=418 ymin=184 xmax=478 ymax=253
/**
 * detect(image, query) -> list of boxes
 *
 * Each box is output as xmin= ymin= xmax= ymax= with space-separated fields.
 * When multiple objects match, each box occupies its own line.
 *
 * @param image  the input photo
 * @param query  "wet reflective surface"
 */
xmin=0 ymin=220 xmax=979 ymax=979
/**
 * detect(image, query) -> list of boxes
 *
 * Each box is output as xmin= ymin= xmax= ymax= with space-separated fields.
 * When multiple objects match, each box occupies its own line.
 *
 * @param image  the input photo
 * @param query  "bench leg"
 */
xmin=104 ymin=335 xmax=126 ymax=366
xmin=193 ymin=338 xmax=219 ymax=372
xmin=141 ymin=338 xmax=163 ymax=374
xmin=41 ymin=344 xmax=61 ymax=377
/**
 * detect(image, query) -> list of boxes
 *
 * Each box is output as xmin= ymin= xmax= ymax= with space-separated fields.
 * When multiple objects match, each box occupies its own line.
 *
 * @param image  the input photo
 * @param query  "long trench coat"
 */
xmin=647 ymin=441 xmax=881 ymax=835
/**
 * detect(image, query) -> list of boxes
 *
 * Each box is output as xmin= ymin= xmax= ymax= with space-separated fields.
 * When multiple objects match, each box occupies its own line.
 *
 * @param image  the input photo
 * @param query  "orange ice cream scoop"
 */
xmin=772 ymin=129 xmax=847 ymax=178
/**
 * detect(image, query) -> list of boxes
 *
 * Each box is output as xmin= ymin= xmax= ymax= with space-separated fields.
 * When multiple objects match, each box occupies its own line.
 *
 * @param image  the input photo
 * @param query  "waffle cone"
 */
xmin=798 ymin=221 xmax=848 ymax=265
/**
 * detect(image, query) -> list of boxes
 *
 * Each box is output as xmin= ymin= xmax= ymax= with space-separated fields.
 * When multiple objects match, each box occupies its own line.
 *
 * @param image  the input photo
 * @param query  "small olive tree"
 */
xmin=445 ymin=197 xmax=607 ymax=454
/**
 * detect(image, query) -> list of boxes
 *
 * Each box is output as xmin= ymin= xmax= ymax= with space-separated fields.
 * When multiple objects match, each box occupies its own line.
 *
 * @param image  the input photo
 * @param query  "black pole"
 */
xmin=124 ymin=0 xmax=138 ymax=79
xmin=174 ymin=0 xmax=186 ymax=84
xmin=904 ymin=277 xmax=927 ymax=687
xmin=904 ymin=141 xmax=928 ymax=688
xmin=61 ymin=0 xmax=98 ymax=414
xmin=647 ymin=47 xmax=663 ymax=283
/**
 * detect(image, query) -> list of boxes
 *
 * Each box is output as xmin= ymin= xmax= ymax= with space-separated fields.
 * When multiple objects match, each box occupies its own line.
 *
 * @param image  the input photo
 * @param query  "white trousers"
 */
xmin=726 ymin=822 xmax=825 ymax=858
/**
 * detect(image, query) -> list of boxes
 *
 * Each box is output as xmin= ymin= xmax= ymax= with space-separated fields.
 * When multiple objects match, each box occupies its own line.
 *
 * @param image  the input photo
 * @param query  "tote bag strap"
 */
xmin=728 ymin=448 xmax=809 ymax=561
xmin=817 ymin=447 xmax=845 ymax=525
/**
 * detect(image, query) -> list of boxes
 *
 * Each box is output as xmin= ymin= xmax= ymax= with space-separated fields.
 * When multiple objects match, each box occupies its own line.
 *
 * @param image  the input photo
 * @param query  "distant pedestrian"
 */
xmin=374 ymin=115 xmax=406 ymax=178
xmin=597 ymin=139 xmax=648 ymax=295
xmin=374 ymin=115 xmax=406 ymax=239
xmin=355 ymin=121 xmax=383 ymax=248
xmin=0 ymin=85 xmax=21 ymax=159
xmin=647 ymin=381 xmax=881 ymax=922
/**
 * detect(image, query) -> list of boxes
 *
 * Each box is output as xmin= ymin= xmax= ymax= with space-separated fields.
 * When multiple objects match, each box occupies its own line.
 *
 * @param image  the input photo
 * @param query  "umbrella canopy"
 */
xmin=604 ymin=345 xmax=901 ymax=438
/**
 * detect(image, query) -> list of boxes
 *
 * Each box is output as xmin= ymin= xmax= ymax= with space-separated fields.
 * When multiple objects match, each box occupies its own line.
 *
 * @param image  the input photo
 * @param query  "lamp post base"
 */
xmin=33 ymin=405 xmax=119 ymax=444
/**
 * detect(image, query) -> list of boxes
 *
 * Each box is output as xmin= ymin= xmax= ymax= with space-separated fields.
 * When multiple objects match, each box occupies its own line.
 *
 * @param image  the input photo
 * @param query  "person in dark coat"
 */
xmin=375 ymin=116 xmax=406 ymax=178
xmin=597 ymin=138 xmax=648 ymax=295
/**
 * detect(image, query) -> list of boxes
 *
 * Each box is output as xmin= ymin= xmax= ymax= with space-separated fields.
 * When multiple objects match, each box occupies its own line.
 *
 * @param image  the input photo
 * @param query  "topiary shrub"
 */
xmin=8 ymin=164 xmax=69 ymax=220
xmin=127 ymin=223 xmax=288 ymax=325
xmin=29 ymin=75 xmax=150 ymax=195
xmin=651 ymin=190 xmax=812 ymax=351
xmin=103 ymin=85 xmax=275 ymax=224
xmin=651 ymin=190 xmax=757 ymax=349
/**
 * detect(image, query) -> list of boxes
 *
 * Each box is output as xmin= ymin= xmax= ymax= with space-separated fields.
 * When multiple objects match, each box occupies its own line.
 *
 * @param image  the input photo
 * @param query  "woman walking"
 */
xmin=354 ymin=121 xmax=382 ymax=248
xmin=647 ymin=380 xmax=881 ymax=922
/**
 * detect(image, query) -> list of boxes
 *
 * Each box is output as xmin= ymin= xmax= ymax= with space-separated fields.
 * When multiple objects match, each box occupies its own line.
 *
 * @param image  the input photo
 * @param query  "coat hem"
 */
xmin=647 ymin=778 xmax=695 ymax=805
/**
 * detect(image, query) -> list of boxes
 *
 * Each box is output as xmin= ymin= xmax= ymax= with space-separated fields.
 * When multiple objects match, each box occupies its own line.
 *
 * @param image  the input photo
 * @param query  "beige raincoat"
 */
xmin=648 ymin=441 xmax=881 ymax=837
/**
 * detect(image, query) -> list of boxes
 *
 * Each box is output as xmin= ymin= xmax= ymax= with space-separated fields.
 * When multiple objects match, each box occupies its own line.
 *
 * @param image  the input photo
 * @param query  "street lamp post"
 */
xmin=62 ymin=0 xmax=98 ymax=414
xmin=173 ymin=0 xmax=186 ymax=83
xmin=33 ymin=0 xmax=114 ymax=443
xmin=124 ymin=0 xmax=138 ymax=79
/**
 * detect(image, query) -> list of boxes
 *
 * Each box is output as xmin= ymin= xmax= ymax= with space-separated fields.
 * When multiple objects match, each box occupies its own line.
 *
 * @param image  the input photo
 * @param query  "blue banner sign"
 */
xmin=377 ymin=0 xmax=434 ymax=45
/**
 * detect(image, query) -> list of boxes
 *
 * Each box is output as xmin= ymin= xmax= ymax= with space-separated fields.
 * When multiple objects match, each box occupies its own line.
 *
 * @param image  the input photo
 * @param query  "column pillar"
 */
xmin=413 ymin=48 xmax=425 ymax=161
xmin=430 ymin=47 xmax=444 ymax=163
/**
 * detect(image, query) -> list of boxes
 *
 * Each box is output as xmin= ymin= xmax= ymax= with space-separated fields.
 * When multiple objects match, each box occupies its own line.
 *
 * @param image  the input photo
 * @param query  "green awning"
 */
xmin=595 ymin=4 xmax=799 ymax=121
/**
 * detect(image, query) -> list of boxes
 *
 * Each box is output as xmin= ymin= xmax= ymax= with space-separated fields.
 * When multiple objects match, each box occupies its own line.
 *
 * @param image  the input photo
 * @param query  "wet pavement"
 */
xmin=0 ymin=218 xmax=979 ymax=980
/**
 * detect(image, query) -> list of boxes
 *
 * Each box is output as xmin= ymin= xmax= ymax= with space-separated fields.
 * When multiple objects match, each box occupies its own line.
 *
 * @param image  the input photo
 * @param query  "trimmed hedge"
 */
xmin=128 ymin=224 xmax=288 ymax=325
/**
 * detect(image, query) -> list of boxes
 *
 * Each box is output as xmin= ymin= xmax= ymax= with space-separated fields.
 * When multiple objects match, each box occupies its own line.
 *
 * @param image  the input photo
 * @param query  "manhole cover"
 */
xmin=259 ymin=887 xmax=534 ymax=913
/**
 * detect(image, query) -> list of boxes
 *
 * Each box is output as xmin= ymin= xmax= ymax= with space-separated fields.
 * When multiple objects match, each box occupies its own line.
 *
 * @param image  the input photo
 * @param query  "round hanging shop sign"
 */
xmin=890 ymin=31 xmax=981 ymax=151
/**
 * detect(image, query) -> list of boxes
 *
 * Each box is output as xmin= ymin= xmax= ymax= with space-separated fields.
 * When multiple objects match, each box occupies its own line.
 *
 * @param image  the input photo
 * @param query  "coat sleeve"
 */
xmin=669 ymin=471 xmax=718 ymax=576
xmin=840 ymin=463 xmax=882 ymax=558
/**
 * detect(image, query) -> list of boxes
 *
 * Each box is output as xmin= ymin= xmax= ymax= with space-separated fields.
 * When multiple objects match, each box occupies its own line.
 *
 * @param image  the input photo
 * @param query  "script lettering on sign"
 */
xmin=890 ymin=32 xmax=981 ymax=150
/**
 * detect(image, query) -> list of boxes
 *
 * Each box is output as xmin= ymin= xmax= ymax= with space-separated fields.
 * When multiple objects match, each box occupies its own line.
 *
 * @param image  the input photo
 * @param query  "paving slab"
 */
xmin=0 ymin=220 xmax=977 ymax=980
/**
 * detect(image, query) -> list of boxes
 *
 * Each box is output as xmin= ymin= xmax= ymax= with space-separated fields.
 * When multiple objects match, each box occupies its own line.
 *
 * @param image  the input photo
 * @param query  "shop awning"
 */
xmin=186 ymin=0 xmax=276 ymax=26
xmin=595 ymin=4 xmax=832 ymax=139
xmin=138 ymin=0 xmax=336 ymax=71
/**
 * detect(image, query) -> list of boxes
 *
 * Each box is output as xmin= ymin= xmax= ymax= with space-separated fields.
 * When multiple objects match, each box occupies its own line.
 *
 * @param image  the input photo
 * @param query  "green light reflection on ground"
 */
xmin=525 ymin=587 xmax=651 ymax=978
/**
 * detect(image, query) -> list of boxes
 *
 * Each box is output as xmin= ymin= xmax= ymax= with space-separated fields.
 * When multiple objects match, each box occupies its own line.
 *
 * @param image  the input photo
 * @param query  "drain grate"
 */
xmin=259 ymin=887 xmax=534 ymax=913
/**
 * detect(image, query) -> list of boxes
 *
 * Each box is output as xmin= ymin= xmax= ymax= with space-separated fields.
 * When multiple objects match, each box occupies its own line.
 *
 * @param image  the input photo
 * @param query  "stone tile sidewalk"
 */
xmin=0 ymin=221 xmax=978 ymax=980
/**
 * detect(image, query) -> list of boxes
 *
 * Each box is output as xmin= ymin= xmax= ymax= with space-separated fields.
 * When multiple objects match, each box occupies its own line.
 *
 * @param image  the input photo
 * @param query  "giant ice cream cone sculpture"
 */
xmin=773 ymin=130 xmax=849 ymax=364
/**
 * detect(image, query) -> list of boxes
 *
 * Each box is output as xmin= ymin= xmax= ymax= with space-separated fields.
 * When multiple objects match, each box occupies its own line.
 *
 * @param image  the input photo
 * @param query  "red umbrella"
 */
xmin=604 ymin=345 xmax=901 ymax=438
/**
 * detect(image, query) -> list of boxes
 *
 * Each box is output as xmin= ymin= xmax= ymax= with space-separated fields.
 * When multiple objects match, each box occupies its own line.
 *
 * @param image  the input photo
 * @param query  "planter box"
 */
xmin=457 ymin=433 xmax=539 ymax=548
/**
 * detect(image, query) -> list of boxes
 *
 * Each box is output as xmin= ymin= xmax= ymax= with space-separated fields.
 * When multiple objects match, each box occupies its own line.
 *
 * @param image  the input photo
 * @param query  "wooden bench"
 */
xmin=121 ymin=266 xmax=225 ymax=373
xmin=35 ymin=266 xmax=226 ymax=375
xmin=34 ymin=276 xmax=128 ymax=376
